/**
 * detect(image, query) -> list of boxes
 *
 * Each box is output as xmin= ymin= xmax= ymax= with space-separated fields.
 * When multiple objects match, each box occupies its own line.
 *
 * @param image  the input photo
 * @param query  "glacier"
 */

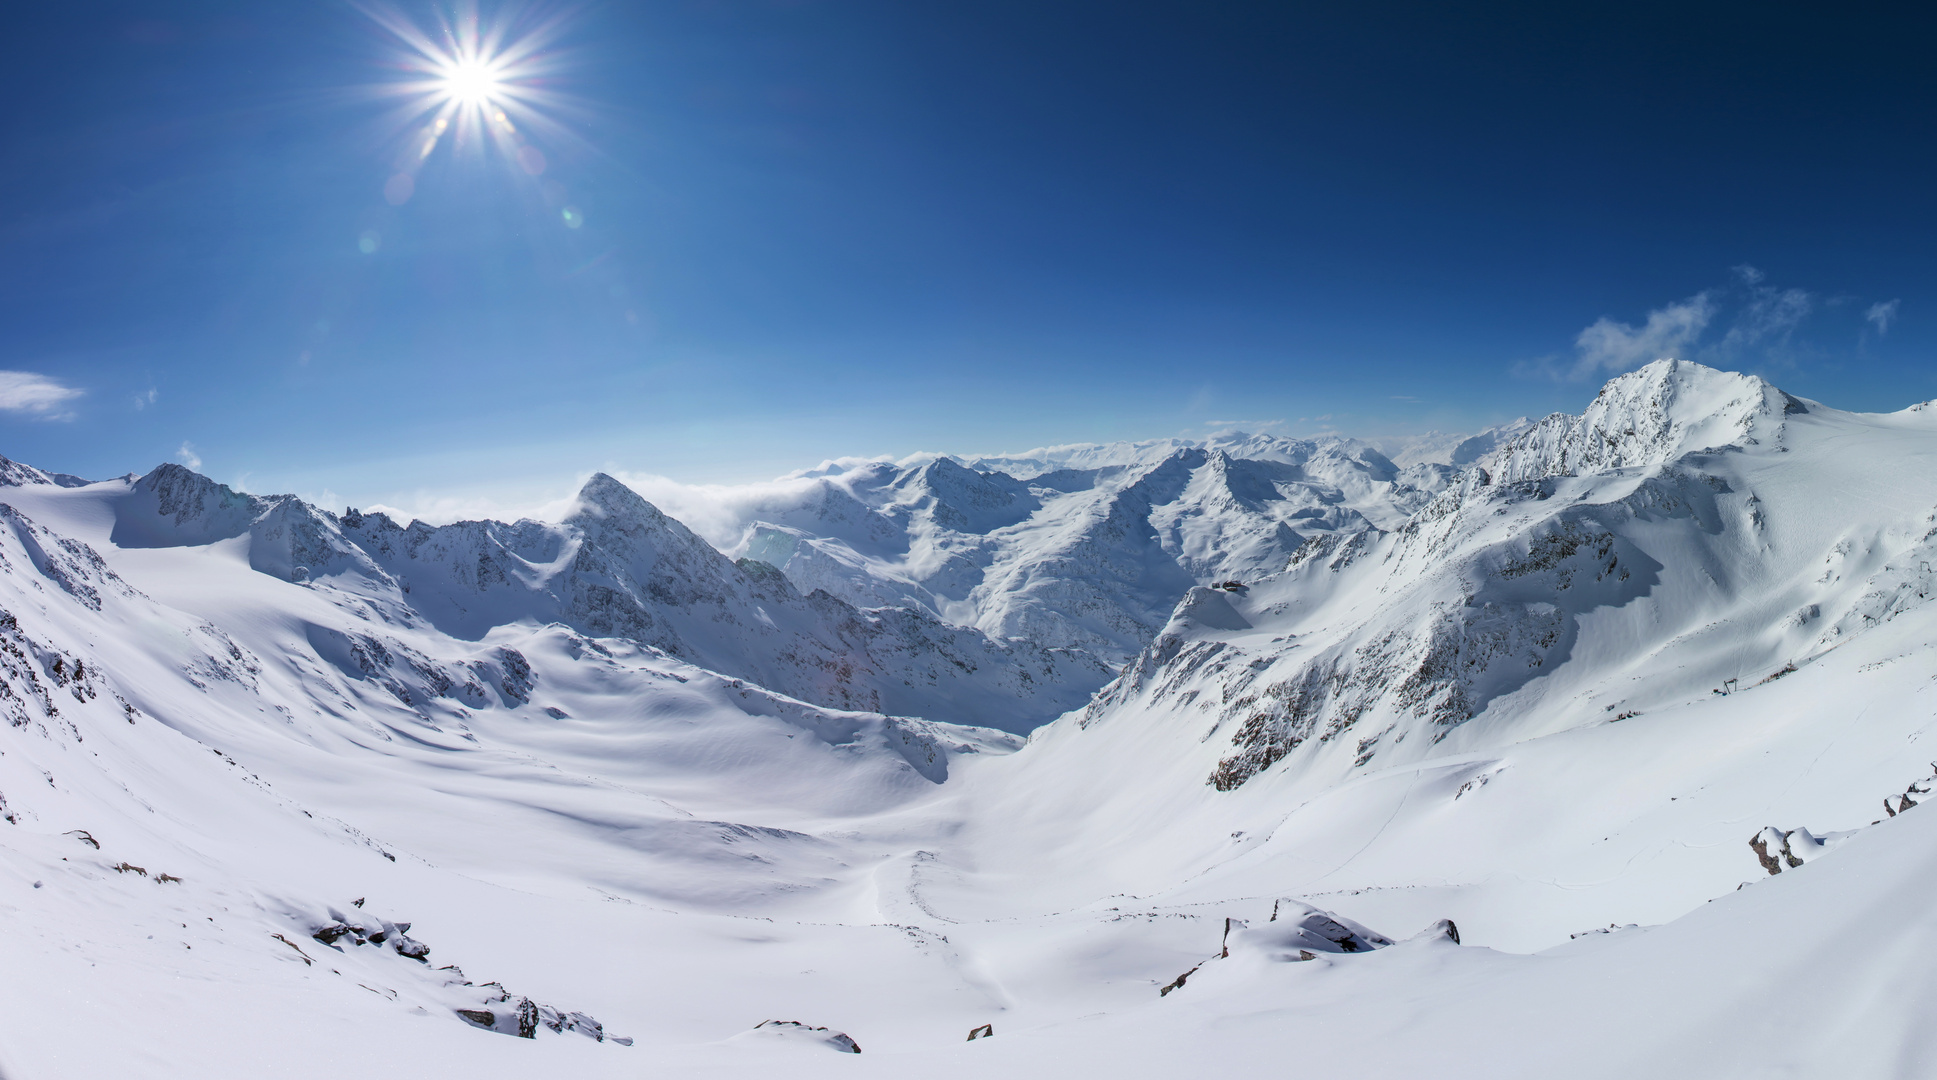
xmin=3 ymin=360 xmax=1937 ymax=1077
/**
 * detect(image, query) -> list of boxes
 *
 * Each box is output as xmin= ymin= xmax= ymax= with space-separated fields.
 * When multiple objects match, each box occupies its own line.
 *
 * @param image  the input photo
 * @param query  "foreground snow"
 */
xmin=1 ymin=361 xmax=1935 ymax=1077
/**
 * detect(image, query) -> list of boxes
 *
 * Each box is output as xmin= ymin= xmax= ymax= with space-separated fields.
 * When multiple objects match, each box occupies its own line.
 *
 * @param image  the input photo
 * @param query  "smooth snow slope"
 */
xmin=4 ymin=360 xmax=1937 ymax=1078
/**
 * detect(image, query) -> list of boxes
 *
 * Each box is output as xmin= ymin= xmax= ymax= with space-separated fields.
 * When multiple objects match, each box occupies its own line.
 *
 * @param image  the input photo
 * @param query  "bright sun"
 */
xmin=364 ymin=2 xmax=580 ymax=196
xmin=442 ymin=58 xmax=501 ymax=105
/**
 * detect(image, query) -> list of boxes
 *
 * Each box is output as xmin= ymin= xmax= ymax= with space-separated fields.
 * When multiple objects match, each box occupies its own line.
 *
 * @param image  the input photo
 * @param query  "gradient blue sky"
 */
xmin=1 ymin=1 xmax=1929 ymax=516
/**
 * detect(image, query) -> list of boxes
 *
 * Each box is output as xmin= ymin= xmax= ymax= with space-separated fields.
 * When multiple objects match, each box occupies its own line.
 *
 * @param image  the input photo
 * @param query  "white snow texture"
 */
xmin=2 ymin=359 xmax=1936 ymax=1078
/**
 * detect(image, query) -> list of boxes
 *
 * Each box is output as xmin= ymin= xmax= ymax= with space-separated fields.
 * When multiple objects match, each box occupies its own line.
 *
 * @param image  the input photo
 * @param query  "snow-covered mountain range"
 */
xmin=6 ymin=359 xmax=1937 ymax=1078
xmin=724 ymin=429 xmax=1487 ymax=667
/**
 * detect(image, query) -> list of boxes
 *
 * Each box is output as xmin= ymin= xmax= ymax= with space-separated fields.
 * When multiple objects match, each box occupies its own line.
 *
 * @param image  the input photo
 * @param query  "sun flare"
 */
xmin=441 ymin=58 xmax=503 ymax=106
xmin=361 ymin=1 xmax=578 ymax=195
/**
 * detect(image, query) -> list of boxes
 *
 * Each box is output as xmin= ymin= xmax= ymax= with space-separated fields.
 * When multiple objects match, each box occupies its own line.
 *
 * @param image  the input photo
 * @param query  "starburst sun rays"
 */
xmin=358 ymin=2 xmax=582 ymax=204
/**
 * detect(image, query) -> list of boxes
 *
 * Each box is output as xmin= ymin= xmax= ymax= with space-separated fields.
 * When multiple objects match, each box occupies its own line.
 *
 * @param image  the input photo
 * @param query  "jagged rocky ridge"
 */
xmin=1069 ymin=359 xmax=1937 ymax=794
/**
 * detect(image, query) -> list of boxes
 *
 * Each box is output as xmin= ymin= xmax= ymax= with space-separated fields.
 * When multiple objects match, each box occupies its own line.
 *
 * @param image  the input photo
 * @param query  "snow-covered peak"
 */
xmin=112 ymin=463 xmax=384 ymax=584
xmin=0 ymin=453 xmax=89 ymax=488
xmin=564 ymin=471 xmax=663 ymax=525
xmin=885 ymin=458 xmax=1038 ymax=533
xmin=1485 ymin=359 xmax=1805 ymax=483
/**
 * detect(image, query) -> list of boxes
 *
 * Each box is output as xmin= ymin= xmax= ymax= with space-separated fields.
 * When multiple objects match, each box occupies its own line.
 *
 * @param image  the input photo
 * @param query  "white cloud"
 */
xmin=176 ymin=442 xmax=202 ymax=470
xmin=1571 ymin=293 xmax=1717 ymax=378
xmin=775 ymin=454 xmax=901 ymax=481
xmin=134 ymin=388 xmax=158 ymax=410
xmin=1559 ymin=268 xmax=1826 ymax=380
xmin=0 ymin=371 xmax=84 ymax=420
xmin=606 ymin=471 xmax=840 ymax=548
xmin=1867 ymin=299 xmax=1901 ymax=336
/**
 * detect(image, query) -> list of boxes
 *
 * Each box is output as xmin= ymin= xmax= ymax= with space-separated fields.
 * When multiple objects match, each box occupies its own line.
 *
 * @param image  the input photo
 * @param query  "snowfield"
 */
xmin=4 ymin=360 xmax=1937 ymax=1077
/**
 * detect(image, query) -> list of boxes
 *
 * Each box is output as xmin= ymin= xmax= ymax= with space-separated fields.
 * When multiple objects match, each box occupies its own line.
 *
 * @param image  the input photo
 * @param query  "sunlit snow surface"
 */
xmin=4 ymin=361 xmax=1937 ymax=1077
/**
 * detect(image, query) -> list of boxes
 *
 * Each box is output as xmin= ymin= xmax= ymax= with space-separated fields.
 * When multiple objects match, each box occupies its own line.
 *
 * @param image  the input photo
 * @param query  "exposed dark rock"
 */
xmin=1159 ymin=963 xmax=1201 ymax=997
xmin=271 ymin=933 xmax=315 ymax=966
xmin=753 ymin=1020 xmax=861 ymax=1053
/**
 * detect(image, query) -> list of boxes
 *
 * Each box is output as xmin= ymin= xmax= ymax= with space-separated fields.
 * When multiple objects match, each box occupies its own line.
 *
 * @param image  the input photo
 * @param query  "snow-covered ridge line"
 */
xmin=1065 ymin=358 xmax=1937 ymax=802
xmin=31 ymin=463 xmax=1102 ymax=733
xmin=11 ymin=359 xmax=1937 ymax=1075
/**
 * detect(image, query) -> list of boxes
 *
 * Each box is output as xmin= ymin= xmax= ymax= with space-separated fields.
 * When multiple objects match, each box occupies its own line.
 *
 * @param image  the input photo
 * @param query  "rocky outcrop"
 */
xmin=306 ymin=906 xmax=630 ymax=1045
xmin=1159 ymin=900 xmax=1435 ymax=997
xmin=750 ymin=1020 xmax=861 ymax=1053
xmin=311 ymin=910 xmax=430 ymax=961
xmin=1749 ymin=826 xmax=1848 ymax=875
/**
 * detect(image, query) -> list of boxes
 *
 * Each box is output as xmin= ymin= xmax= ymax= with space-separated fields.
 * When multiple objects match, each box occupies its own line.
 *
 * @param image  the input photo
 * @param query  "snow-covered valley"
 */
xmin=5 ymin=360 xmax=1937 ymax=1078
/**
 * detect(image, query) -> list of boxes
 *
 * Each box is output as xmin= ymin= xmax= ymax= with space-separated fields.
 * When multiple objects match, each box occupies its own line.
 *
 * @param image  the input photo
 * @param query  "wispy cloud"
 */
xmin=1571 ymin=292 xmax=1717 ymax=378
xmin=176 ymin=442 xmax=202 ymax=470
xmin=1541 ymin=266 xmax=1837 ymax=381
xmin=0 ymin=371 xmax=84 ymax=420
xmin=1716 ymin=267 xmax=1811 ymax=358
xmin=134 ymin=388 xmax=158 ymax=410
xmin=1867 ymin=299 xmax=1901 ymax=336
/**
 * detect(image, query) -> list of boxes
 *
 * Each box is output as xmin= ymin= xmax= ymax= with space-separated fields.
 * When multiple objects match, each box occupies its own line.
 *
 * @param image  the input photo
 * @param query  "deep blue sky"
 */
xmin=1 ymin=1 xmax=1930 ymax=514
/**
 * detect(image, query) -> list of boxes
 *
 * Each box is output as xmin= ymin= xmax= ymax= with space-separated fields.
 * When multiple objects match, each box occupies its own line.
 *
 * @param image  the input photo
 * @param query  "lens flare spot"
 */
xmin=383 ymin=173 xmax=415 ymax=205
xmin=358 ymin=230 xmax=381 ymax=254
xmin=561 ymin=206 xmax=583 ymax=229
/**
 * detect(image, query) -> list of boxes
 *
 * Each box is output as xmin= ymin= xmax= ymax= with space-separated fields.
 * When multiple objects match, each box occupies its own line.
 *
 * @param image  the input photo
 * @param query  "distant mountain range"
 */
xmin=6 ymin=360 xmax=1937 ymax=1077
